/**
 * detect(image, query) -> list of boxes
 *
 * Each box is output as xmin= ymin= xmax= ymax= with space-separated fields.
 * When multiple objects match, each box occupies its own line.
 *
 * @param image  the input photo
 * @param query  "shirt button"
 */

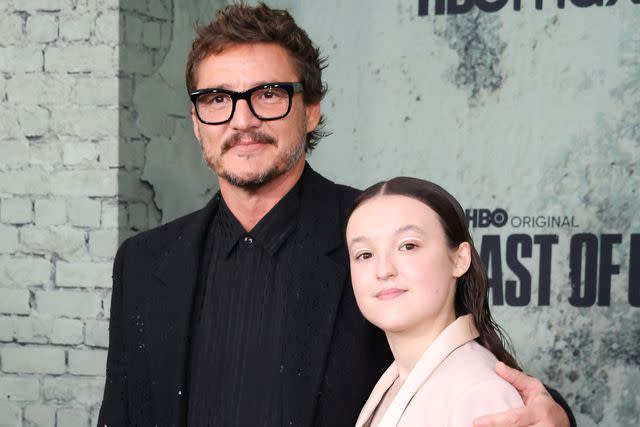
xmin=243 ymin=236 xmax=253 ymax=244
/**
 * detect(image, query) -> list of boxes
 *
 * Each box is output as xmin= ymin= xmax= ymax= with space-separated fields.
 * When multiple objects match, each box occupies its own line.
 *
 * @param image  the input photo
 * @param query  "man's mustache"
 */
xmin=222 ymin=132 xmax=277 ymax=153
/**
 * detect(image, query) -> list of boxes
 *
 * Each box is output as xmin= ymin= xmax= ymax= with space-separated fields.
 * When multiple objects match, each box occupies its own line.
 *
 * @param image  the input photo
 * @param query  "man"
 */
xmin=98 ymin=3 xmax=575 ymax=426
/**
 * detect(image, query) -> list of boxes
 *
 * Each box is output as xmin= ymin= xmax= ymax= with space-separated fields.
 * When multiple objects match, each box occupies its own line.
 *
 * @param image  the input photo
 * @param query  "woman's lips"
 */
xmin=375 ymin=288 xmax=407 ymax=300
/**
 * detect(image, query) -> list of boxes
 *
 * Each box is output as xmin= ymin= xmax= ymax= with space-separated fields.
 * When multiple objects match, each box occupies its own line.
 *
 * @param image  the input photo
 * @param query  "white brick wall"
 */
xmin=0 ymin=0 xmax=160 ymax=423
xmin=25 ymin=404 xmax=56 ymax=427
xmin=0 ymin=0 xmax=171 ymax=423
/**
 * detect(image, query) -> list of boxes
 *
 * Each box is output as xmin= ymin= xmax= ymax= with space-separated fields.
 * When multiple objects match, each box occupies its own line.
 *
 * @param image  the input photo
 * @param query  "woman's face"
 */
xmin=346 ymin=195 xmax=469 ymax=335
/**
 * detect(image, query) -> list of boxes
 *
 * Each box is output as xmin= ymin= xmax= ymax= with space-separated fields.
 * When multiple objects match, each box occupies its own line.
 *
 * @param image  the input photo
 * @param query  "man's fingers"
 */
xmin=473 ymin=406 xmax=536 ymax=427
xmin=495 ymin=362 xmax=545 ymax=398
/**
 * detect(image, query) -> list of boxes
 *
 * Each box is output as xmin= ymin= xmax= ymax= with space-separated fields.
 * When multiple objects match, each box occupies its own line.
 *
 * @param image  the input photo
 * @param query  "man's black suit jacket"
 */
xmin=97 ymin=166 xmax=392 ymax=426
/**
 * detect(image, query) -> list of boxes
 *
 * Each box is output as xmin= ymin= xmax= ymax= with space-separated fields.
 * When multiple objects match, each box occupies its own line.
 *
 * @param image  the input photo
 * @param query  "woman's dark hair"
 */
xmin=349 ymin=177 xmax=520 ymax=370
xmin=185 ymin=2 xmax=329 ymax=152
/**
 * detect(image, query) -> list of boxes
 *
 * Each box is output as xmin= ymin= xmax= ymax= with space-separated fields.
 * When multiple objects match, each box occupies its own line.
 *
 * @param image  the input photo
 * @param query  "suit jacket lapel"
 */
xmin=282 ymin=167 xmax=349 ymax=427
xmin=144 ymin=196 xmax=219 ymax=423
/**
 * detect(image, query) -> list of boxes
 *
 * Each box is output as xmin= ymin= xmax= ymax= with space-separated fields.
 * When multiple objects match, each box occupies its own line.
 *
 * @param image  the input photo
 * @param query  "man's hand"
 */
xmin=472 ymin=362 xmax=570 ymax=427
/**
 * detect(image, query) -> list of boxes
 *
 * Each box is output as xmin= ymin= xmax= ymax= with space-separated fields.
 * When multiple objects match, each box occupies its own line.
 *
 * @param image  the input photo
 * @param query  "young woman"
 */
xmin=346 ymin=177 xmax=523 ymax=427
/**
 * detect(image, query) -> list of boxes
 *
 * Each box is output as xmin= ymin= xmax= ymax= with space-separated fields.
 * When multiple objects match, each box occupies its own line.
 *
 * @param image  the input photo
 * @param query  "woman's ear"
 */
xmin=452 ymin=242 xmax=472 ymax=278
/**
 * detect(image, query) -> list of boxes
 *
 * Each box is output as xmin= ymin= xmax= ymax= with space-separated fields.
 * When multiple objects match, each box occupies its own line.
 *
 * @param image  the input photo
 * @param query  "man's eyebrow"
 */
xmin=199 ymin=81 xmax=273 ymax=91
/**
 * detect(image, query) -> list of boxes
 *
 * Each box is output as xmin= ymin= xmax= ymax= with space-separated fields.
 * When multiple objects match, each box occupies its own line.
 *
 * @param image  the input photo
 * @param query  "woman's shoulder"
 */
xmin=404 ymin=341 xmax=523 ymax=426
xmin=434 ymin=340 xmax=521 ymax=393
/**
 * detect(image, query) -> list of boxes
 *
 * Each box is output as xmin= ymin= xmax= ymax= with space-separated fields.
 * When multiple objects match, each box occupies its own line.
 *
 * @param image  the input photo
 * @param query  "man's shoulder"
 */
xmin=118 ymin=203 xmax=212 ymax=256
xmin=305 ymin=166 xmax=361 ymax=207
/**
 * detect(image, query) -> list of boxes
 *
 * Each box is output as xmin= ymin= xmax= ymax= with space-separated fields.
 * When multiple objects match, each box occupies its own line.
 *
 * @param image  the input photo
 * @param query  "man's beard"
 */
xmin=202 ymin=124 xmax=307 ymax=190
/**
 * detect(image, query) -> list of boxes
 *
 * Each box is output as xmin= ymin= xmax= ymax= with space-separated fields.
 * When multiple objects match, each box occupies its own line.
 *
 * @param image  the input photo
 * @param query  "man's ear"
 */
xmin=305 ymin=102 xmax=321 ymax=134
xmin=453 ymin=242 xmax=472 ymax=278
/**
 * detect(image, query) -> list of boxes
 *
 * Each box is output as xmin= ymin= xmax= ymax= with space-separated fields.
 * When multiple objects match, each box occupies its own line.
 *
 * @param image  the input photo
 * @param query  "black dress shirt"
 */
xmin=187 ymin=181 xmax=302 ymax=426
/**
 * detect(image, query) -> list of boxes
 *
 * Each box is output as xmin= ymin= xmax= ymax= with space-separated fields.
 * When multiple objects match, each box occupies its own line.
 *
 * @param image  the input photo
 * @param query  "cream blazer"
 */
xmin=355 ymin=315 xmax=524 ymax=427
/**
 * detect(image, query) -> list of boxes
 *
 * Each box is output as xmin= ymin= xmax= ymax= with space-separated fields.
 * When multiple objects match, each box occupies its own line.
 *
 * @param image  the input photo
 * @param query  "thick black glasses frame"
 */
xmin=190 ymin=82 xmax=304 ymax=125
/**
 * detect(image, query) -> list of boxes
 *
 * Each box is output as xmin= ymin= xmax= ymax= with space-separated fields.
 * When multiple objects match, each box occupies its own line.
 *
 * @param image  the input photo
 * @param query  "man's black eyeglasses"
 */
xmin=190 ymin=82 xmax=304 ymax=125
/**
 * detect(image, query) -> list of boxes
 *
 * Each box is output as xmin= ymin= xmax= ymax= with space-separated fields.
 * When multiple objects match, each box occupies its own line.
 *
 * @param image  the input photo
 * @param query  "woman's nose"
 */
xmin=375 ymin=253 xmax=397 ymax=280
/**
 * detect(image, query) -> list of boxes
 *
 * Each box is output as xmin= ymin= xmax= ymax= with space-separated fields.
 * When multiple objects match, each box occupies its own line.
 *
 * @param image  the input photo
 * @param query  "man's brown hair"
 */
xmin=186 ymin=2 xmax=328 ymax=151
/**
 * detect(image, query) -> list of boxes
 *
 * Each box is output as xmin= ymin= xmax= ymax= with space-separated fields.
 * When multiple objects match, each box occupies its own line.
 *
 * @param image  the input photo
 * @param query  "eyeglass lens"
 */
xmin=196 ymin=87 xmax=291 ymax=123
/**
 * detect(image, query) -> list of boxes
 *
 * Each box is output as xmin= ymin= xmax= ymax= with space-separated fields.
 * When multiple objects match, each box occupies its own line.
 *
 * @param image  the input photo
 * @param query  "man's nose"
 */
xmin=230 ymin=99 xmax=261 ymax=129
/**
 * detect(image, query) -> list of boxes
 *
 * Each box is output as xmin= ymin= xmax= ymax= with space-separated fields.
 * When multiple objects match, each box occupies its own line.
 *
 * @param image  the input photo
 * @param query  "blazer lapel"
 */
xmin=355 ymin=364 xmax=400 ymax=427
xmin=143 ymin=196 xmax=219 ymax=423
xmin=378 ymin=315 xmax=479 ymax=427
xmin=282 ymin=167 xmax=349 ymax=427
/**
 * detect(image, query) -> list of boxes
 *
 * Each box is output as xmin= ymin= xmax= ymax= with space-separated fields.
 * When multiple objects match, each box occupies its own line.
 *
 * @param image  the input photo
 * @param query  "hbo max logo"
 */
xmin=465 ymin=208 xmax=509 ymax=228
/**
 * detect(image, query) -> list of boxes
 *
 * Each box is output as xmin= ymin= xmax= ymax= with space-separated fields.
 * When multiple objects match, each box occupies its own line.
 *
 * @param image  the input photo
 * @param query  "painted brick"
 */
xmin=0 ymin=141 xmax=29 ymax=169
xmin=0 ymin=13 xmax=25 ymax=45
xmin=0 ymin=76 xmax=6 ymax=101
xmin=12 ymin=0 xmax=70 ymax=11
xmin=160 ymin=22 xmax=172 ymax=51
xmin=25 ymin=404 xmax=56 ymax=427
xmin=50 ymin=317 xmax=84 ymax=345
xmin=120 ymin=46 xmax=155 ymax=75
xmin=62 ymin=142 xmax=99 ymax=166
xmin=26 ymin=14 xmax=59 ymax=43
xmin=67 ymin=198 xmax=101 ymax=228
xmin=6 ymin=73 xmax=74 ymax=106
xmin=1 ymin=346 xmax=65 ymax=374
xmin=45 ymin=45 xmax=115 ymax=74
xmin=100 ymin=200 xmax=120 ymax=228
xmin=59 ymin=13 xmax=92 ymax=42
xmin=142 ymin=21 xmax=162 ymax=49
xmin=117 ymin=141 xmax=146 ymax=170
xmin=0 ymin=224 xmax=19 ymax=253
xmin=0 ymin=316 xmax=13 ymax=341
xmin=0 ymin=376 xmax=40 ymax=401
xmin=36 ymin=290 xmax=101 ymax=318
xmin=13 ymin=315 xmax=51 ymax=343
xmin=68 ymin=349 xmax=107 ymax=375
xmin=148 ymin=0 xmax=170 ymax=20
xmin=85 ymin=319 xmax=108 ymax=347
xmin=34 ymin=199 xmax=67 ymax=226
xmin=0 ymin=105 xmax=23 ymax=140
xmin=0 ymin=288 xmax=30 ymax=314
xmin=124 ymin=14 xmax=144 ymax=47
xmin=94 ymin=10 xmax=119 ymax=43
xmin=102 ymin=291 xmax=111 ymax=319
xmin=20 ymin=226 xmax=86 ymax=259
xmin=119 ymin=170 xmax=151 ymax=202
xmin=57 ymin=408 xmax=89 ymax=427
xmin=0 ymin=402 xmax=20 ymax=426
xmin=17 ymin=105 xmax=50 ymax=137
xmin=51 ymin=106 xmax=118 ymax=140
xmin=49 ymin=169 xmax=118 ymax=198
xmin=0 ymin=46 xmax=43 ymax=73
xmin=0 ymin=255 xmax=51 ymax=287
xmin=29 ymin=143 xmax=62 ymax=169
xmin=0 ymin=168 xmax=51 ymax=195
xmin=88 ymin=229 xmax=118 ymax=259
xmin=128 ymin=202 xmax=147 ymax=231
xmin=97 ymin=140 xmax=118 ymax=168
xmin=56 ymin=261 xmax=111 ymax=288
xmin=42 ymin=377 xmax=104 ymax=404
xmin=72 ymin=77 xmax=118 ymax=106
xmin=0 ymin=198 xmax=33 ymax=224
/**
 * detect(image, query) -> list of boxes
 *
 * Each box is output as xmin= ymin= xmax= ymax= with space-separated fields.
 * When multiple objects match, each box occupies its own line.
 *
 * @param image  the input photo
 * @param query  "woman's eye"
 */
xmin=400 ymin=243 xmax=417 ymax=251
xmin=355 ymin=252 xmax=372 ymax=260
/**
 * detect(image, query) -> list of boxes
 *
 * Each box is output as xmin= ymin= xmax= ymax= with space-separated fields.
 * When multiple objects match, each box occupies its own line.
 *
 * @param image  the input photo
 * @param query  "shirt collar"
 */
xmin=214 ymin=175 xmax=303 ymax=257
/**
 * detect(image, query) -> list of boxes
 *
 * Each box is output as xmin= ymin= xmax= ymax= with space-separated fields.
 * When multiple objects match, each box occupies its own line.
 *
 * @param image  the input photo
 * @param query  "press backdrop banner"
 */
xmin=142 ymin=1 xmax=640 ymax=425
